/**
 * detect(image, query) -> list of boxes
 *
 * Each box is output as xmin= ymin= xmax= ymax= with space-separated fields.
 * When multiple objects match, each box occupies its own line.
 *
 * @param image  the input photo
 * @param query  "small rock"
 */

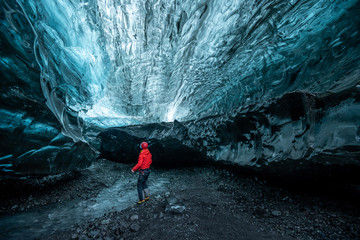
xmin=154 ymin=194 xmax=162 ymax=201
xmin=121 ymin=222 xmax=130 ymax=229
xmin=165 ymin=205 xmax=186 ymax=214
xmin=101 ymin=219 xmax=110 ymax=225
xmin=114 ymin=228 xmax=121 ymax=236
xmin=159 ymin=212 xmax=164 ymax=218
xmin=167 ymin=196 xmax=179 ymax=205
xmin=89 ymin=230 xmax=100 ymax=238
xmin=183 ymin=197 xmax=190 ymax=201
xmin=79 ymin=235 xmax=89 ymax=240
xmin=130 ymin=223 xmax=140 ymax=232
xmin=130 ymin=215 xmax=139 ymax=221
xmin=165 ymin=192 xmax=171 ymax=198
xmin=272 ymin=210 xmax=282 ymax=217
xmin=338 ymin=218 xmax=346 ymax=224
xmin=153 ymin=214 xmax=158 ymax=219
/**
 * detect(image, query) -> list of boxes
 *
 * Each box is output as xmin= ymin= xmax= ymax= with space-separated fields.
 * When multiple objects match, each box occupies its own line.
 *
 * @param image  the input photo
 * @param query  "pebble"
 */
xmin=130 ymin=215 xmax=139 ymax=221
xmin=183 ymin=197 xmax=190 ymax=201
xmin=89 ymin=230 xmax=100 ymax=238
xmin=272 ymin=210 xmax=282 ymax=217
xmin=114 ymin=228 xmax=121 ymax=236
xmin=166 ymin=205 xmax=186 ymax=214
xmin=130 ymin=223 xmax=140 ymax=232
xmin=154 ymin=194 xmax=162 ymax=200
xmin=101 ymin=219 xmax=110 ymax=225
xmin=79 ymin=235 xmax=89 ymax=240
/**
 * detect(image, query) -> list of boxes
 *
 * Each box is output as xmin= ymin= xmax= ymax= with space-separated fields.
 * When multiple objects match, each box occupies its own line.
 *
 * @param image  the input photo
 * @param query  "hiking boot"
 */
xmin=137 ymin=200 xmax=145 ymax=204
xmin=144 ymin=197 xmax=150 ymax=201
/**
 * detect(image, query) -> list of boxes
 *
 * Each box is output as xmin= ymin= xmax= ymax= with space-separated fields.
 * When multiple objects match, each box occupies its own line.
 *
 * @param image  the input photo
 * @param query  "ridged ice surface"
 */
xmin=3 ymin=0 xmax=360 ymax=133
xmin=1 ymin=0 xmax=360 ymax=174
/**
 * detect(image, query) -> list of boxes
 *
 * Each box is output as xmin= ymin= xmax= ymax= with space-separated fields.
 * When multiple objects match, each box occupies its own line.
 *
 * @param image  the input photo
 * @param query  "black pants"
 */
xmin=137 ymin=169 xmax=150 ymax=201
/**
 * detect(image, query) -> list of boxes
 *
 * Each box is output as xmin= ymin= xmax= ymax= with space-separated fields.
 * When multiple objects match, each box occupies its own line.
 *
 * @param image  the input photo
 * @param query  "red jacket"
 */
xmin=132 ymin=149 xmax=152 ymax=171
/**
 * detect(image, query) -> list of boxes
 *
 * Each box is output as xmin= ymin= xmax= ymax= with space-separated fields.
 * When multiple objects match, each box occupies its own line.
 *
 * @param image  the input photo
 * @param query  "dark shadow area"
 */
xmin=98 ymin=125 xmax=208 ymax=168
xmin=211 ymin=159 xmax=360 ymax=207
xmin=0 ymin=170 xmax=82 ymax=206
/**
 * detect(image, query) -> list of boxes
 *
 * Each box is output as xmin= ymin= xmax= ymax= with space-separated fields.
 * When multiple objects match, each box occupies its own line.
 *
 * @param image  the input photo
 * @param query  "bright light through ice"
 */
xmin=79 ymin=97 xmax=142 ymax=127
xmin=82 ymin=97 xmax=117 ymax=118
xmin=167 ymin=106 xmax=176 ymax=122
xmin=166 ymin=105 xmax=190 ymax=123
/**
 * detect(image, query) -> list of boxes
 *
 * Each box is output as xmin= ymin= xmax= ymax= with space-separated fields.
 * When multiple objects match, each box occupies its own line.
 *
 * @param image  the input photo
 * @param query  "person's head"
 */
xmin=140 ymin=142 xmax=148 ymax=149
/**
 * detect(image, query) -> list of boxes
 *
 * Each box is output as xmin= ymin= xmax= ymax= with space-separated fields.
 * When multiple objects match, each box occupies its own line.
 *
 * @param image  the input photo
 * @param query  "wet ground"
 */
xmin=0 ymin=159 xmax=359 ymax=240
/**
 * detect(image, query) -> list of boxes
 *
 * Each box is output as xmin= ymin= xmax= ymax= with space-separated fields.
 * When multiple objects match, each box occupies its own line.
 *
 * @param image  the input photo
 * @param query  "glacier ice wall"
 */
xmin=1 ymin=0 xmax=360 ymax=175
xmin=5 ymin=0 xmax=360 ymax=129
xmin=0 ymin=0 xmax=95 ymax=174
xmin=98 ymin=89 xmax=360 ymax=183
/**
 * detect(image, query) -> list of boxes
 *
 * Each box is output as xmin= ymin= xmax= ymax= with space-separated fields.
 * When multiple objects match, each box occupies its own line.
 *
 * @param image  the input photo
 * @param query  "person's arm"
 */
xmin=132 ymin=153 xmax=144 ymax=172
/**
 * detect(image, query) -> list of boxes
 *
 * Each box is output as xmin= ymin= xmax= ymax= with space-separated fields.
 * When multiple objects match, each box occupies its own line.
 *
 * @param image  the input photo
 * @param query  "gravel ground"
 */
xmin=1 ymin=159 xmax=359 ymax=240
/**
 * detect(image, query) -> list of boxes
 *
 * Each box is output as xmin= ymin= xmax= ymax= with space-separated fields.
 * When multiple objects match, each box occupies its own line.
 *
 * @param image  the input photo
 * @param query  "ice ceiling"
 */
xmin=1 ymin=0 xmax=360 ymax=175
xmin=2 ymin=0 xmax=360 ymax=139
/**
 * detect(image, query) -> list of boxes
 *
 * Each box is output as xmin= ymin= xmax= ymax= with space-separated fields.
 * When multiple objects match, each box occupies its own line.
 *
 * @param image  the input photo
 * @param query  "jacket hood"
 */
xmin=142 ymin=149 xmax=150 ymax=154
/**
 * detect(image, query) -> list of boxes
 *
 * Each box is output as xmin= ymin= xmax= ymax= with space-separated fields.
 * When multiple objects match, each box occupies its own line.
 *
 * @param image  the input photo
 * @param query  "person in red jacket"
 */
xmin=132 ymin=141 xmax=152 ymax=204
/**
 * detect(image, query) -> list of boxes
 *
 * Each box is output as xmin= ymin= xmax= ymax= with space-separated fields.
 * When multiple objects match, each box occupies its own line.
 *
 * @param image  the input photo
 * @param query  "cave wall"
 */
xmin=0 ymin=1 xmax=94 ymax=176
xmin=98 ymin=89 xmax=360 ymax=183
xmin=1 ymin=0 xmax=359 ymax=177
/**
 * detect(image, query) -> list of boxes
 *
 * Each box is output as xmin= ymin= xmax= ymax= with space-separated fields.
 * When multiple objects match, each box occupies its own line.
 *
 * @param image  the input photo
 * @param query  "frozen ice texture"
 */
xmin=5 ymin=0 xmax=360 ymax=131
xmin=0 ymin=0 xmax=359 ymax=174
xmin=98 ymin=89 xmax=360 ymax=182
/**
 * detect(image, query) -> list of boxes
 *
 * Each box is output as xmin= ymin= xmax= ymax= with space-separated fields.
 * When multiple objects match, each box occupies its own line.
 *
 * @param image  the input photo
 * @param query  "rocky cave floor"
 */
xmin=1 ymin=159 xmax=359 ymax=240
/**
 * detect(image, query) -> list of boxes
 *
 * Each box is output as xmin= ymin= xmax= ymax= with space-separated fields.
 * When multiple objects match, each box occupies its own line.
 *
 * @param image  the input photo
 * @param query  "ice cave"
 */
xmin=0 ymin=0 xmax=359 ymax=239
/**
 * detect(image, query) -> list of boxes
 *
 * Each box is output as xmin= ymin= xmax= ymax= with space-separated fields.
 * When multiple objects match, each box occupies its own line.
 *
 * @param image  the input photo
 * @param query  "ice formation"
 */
xmin=0 ymin=0 xmax=359 ymax=175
